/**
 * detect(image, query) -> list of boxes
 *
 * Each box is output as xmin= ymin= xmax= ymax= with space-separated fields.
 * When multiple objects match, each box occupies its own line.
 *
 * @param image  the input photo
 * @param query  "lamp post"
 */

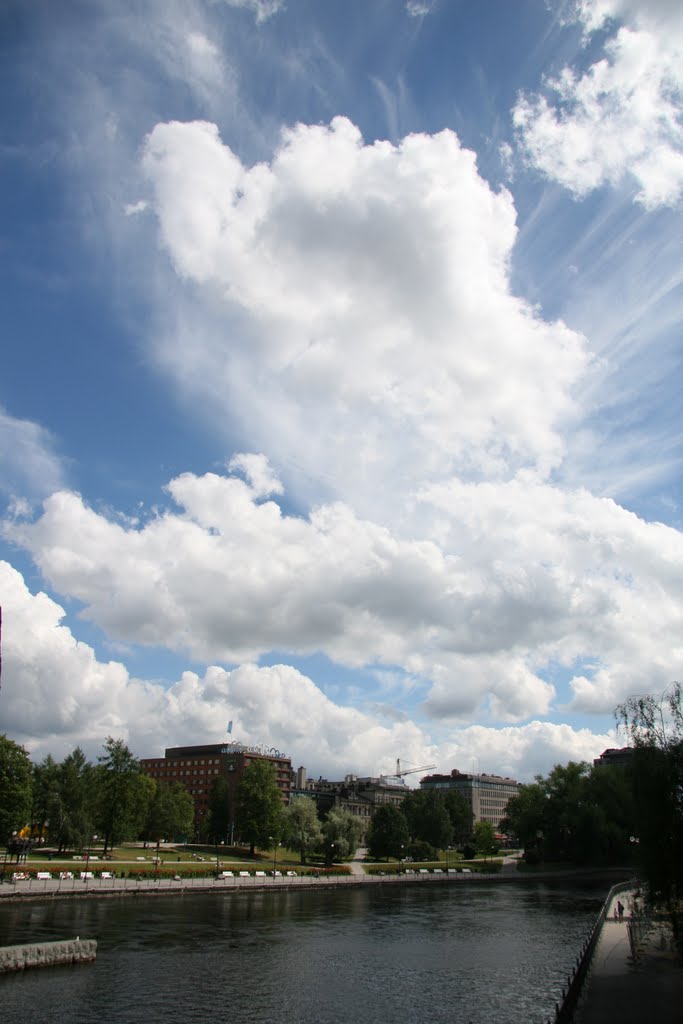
xmin=155 ymin=838 xmax=161 ymax=881
xmin=399 ymin=844 xmax=404 ymax=875
xmin=1 ymin=839 xmax=11 ymax=883
xmin=272 ymin=839 xmax=278 ymax=876
xmin=84 ymin=834 xmax=97 ymax=882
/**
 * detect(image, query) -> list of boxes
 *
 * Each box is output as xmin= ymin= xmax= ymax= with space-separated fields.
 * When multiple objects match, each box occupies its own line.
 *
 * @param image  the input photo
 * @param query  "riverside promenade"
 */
xmin=575 ymin=889 xmax=683 ymax=1024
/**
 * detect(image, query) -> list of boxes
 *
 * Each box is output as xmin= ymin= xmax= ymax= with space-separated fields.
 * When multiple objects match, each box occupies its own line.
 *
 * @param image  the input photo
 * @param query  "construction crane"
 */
xmin=394 ymin=758 xmax=436 ymax=777
xmin=381 ymin=758 xmax=436 ymax=782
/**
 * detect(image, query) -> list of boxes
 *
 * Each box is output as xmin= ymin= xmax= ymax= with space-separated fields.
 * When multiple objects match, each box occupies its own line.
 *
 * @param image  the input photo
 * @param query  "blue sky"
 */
xmin=1 ymin=0 xmax=682 ymax=782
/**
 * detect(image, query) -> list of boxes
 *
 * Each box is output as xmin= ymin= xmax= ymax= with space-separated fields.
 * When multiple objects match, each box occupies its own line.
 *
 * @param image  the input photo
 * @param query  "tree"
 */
xmin=0 ymin=735 xmax=33 ymax=845
xmin=30 ymin=754 xmax=60 ymax=842
xmin=321 ymin=807 xmax=364 ymax=865
xmin=402 ymin=790 xmax=453 ymax=850
xmin=616 ymin=684 xmax=683 ymax=954
xmin=504 ymin=781 xmax=547 ymax=852
xmin=236 ymin=760 xmax=283 ymax=857
xmin=473 ymin=820 xmax=498 ymax=861
xmin=55 ymin=748 xmax=93 ymax=852
xmin=92 ymin=737 xmax=147 ymax=853
xmin=366 ymin=803 xmax=410 ymax=861
xmin=282 ymin=797 xmax=323 ymax=865
xmin=505 ymin=761 xmax=634 ymax=867
xmin=145 ymin=781 xmax=194 ymax=844
xmin=444 ymin=790 xmax=473 ymax=845
xmin=205 ymin=777 xmax=231 ymax=845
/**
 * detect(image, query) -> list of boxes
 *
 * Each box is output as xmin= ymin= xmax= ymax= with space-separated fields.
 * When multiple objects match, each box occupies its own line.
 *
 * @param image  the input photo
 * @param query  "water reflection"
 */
xmin=0 ymin=882 xmax=604 ymax=1024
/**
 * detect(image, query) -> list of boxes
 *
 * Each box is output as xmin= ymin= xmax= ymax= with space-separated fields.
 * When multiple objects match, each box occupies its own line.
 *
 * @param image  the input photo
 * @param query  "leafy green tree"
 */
xmin=30 ymin=754 xmax=60 ymax=841
xmin=503 ymin=781 xmax=547 ymax=851
xmin=92 ymin=737 xmax=147 ymax=853
xmin=403 ymin=790 xmax=453 ymax=850
xmin=616 ymin=684 xmax=683 ymax=954
xmin=0 ymin=735 xmax=33 ymax=845
xmin=444 ymin=790 xmax=473 ymax=844
xmin=473 ymin=820 xmax=498 ymax=861
xmin=282 ymin=797 xmax=323 ymax=865
xmin=367 ymin=803 xmax=410 ymax=861
xmin=321 ymin=807 xmax=364 ymax=865
xmin=55 ymin=748 xmax=94 ymax=852
xmin=506 ymin=759 xmax=634 ymax=866
xmin=236 ymin=760 xmax=283 ymax=857
xmin=205 ymin=776 xmax=231 ymax=844
xmin=145 ymin=781 xmax=194 ymax=843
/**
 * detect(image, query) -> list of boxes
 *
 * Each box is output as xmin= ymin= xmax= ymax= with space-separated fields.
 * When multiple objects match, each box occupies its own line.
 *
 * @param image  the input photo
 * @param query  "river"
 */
xmin=0 ymin=881 xmax=604 ymax=1024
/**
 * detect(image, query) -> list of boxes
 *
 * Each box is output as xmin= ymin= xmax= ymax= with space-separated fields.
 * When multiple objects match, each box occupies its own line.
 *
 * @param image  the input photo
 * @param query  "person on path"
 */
xmin=617 ymin=900 xmax=624 ymax=922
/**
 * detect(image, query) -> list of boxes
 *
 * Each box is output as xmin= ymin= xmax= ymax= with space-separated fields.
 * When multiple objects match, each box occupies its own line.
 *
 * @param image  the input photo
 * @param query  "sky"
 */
xmin=1 ymin=0 xmax=682 ymax=784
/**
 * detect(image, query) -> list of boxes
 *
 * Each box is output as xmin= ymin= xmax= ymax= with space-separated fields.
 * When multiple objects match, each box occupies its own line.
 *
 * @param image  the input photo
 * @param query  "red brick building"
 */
xmin=141 ymin=741 xmax=292 ymax=837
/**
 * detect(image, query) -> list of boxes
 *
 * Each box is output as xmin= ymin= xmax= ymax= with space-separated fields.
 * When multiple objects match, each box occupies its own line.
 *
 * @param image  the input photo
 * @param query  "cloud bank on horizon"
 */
xmin=0 ymin=0 xmax=681 ymax=782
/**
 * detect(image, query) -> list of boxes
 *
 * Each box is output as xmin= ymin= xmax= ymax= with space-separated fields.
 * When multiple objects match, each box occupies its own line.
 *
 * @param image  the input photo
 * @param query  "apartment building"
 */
xmin=420 ymin=768 xmax=520 ymax=831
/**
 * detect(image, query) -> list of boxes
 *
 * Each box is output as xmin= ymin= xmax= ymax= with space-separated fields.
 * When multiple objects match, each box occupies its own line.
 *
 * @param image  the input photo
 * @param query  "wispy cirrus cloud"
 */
xmin=514 ymin=0 xmax=683 ymax=207
xmin=0 ymin=407 xmax=65 ymax=503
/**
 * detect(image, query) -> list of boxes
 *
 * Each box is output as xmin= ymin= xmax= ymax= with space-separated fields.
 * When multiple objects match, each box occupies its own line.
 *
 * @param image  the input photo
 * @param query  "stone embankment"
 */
xmin=0 ymin=938 xmax=97 ymax=972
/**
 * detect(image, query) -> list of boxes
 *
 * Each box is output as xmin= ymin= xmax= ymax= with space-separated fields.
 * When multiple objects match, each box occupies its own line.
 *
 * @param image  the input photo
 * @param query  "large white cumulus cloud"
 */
xmin=7 ymin=460 xmax=683 ymax=723
xmin=514 ymin=0 xmax=683 ymax=207
xmin=141 ymin=116 xmax=588 ymax=513
xmin=0 ymin=560 xmax=614 ymax=780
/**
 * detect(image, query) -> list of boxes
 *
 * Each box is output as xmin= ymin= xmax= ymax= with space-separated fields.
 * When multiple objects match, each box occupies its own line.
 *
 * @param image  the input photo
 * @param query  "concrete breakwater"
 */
xmin=0 ymin=938 xmax=97 ymax=972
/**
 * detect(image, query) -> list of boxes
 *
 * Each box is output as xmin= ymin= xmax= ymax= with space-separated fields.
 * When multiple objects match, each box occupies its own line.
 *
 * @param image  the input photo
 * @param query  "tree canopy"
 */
xmin=145 ymin=781 xmax=194 ymax=843
xmin=322 ymin=807 xmax=364 ymax=865
xmin=92 ymin=737 xmax=148 ymax=852
xmin=402 ymin=790 xmax=453 ymax=851
xmin=0 ymin=734 xmax=33 ymax=844
xmin=504 ymin=760 xmax=634 ymax=866
xmin=616 ymin=684 xmax=683 ymax=954
xmin=367 ymin=803 xmax=410 ymax=861
xmin=282 ymin=796 xmax=323 ymax=865
xmin=205 ymin=776 xmax=232 ymax=845
xmin=236 ymin=759 xmax=283 ymax=856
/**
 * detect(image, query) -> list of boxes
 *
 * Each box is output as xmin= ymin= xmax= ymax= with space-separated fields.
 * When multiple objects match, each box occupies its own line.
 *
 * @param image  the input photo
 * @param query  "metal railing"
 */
xmin=543 ymin=879 xmax=634 ymax=1024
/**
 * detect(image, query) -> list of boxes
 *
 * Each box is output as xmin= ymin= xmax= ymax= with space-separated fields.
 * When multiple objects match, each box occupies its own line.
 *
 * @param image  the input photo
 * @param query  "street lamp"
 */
xmin=84 ymin=834 xmax=98 ymax=882
xmin=1 ymin=836 xmax=13 ymax=883
xmin=399 ymin=844 xmax=404 ymax=875
xmin=155 ymin=838 xmax=161 ymax=881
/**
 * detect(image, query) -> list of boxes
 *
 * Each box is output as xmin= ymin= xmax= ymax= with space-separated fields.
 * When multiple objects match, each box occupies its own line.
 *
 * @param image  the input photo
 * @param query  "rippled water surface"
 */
xmin=0 ymin=882 xmax=604 ymax=1023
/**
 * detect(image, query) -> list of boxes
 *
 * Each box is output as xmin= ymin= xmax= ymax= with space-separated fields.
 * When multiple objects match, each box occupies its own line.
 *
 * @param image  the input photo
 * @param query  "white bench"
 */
xmin=80 ymin=871 xmax=94 ymax=879
xmin=255 ymin=870 xmax=266 ymax=877
xmin=101 ymin=871 xmax=113 ymax=879
xmin=239 ymin=871 xmax=250 ymax=878
xmin=286 ymin=870 xmax=298 ymax=877
xmin=37 ymin=872 xmax=52 ymax=880
xmin=220 ymin=871 xmax=234 ymax=878
xmin=59 ymin=871 xmax=74 ymax=880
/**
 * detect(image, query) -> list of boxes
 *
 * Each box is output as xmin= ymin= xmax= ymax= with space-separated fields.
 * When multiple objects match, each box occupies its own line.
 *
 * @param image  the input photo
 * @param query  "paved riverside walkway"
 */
xmin=575 ymin=890 xmax=683 ymax=1024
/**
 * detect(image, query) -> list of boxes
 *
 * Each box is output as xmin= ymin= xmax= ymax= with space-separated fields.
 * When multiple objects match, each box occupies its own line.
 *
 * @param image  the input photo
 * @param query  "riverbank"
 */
xmin=0 ymin=863 xmax=632 ymax=904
